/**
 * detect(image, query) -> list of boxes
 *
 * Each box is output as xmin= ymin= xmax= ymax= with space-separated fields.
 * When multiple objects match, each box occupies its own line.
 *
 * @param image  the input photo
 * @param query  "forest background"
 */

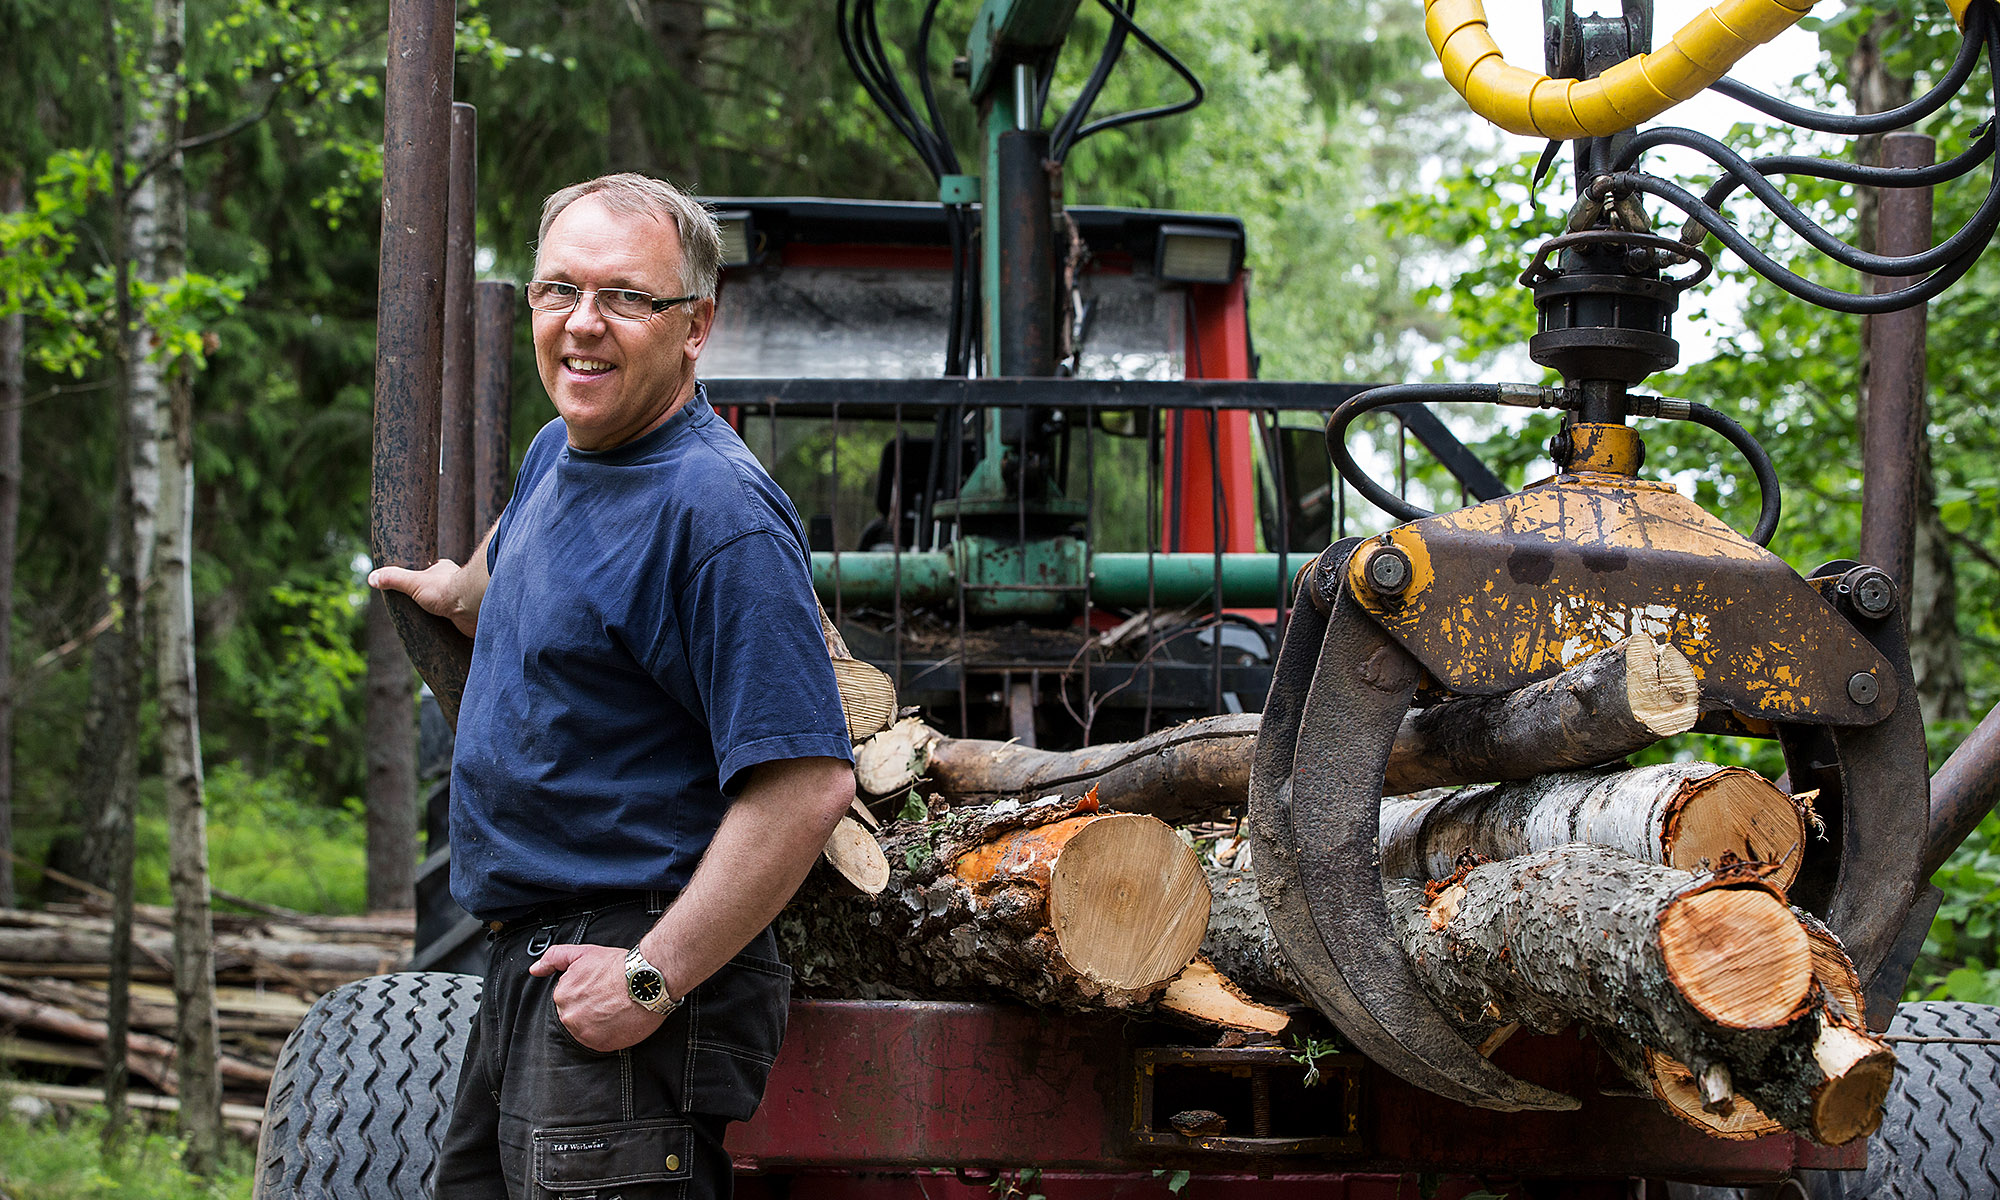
xmin=0 ymin=0 xmax=1997 ymax=1021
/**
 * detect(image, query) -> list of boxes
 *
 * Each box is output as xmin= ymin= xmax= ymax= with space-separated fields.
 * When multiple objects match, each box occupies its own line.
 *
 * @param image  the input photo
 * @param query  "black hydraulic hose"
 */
xmin=1693 ymin=122 xmax=1996 ymax=215
xmin=1682 ymin=401 xmax=1782 ymax=547
xmin=1595 ymin=171 xmax=1989 ymax=313
xmin=1065 ymin=0 xmax=1204 ymax=152
xmin=1329 ymin=386 xmax=1785 ymax=546
xmin=914 ymin=0 xmax=960 ymax=176
xmin=1325 ymin=384 xmax=1505 ymax=522
xmin=1051 ymin=0 xmax=1133 ymax=161
xmin=1705 ymin=2 xmax=1987 ymax=135
xmin=1613 ymin=124 xmax=2000 ymax=277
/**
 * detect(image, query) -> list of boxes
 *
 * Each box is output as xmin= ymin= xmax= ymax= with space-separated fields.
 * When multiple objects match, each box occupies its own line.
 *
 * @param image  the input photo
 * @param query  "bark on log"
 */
xmin=1385 ymin=636 xmax=1699 ymax=793
xmin=779 ymin=798 xmax=1211 ymax=1008
xmin=856 ymin=714 xmax=1259 ymax=824
xmin=1389 ymin=844 xmax=1889 ymax=1143
xmin=1380 ymin=762 xmax=1807 ymax=890
xmin=1199 ymin=863 xmax=1303 ymax=1004
xmin=858 ymin=639 xmax=1695 ymax=821
xmin=0 ymin=925 xmax=406 ymax=981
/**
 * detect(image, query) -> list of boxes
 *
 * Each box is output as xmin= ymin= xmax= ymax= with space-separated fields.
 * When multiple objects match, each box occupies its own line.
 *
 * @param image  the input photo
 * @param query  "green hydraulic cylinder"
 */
xmin=811 ymin=548 xmax=1310 ymax=615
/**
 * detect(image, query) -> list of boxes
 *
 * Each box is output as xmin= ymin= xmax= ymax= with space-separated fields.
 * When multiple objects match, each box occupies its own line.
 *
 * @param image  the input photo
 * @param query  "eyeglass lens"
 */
xmin=526 ymin=281 xmax=660 ymax=321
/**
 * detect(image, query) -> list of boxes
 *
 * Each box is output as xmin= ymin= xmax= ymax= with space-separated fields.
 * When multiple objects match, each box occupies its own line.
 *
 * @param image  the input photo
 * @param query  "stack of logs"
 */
xmin=801 ymin=634 xmax=1894 ymax=1146
xmin=0 ymin=901 xmax=412 ymax=1128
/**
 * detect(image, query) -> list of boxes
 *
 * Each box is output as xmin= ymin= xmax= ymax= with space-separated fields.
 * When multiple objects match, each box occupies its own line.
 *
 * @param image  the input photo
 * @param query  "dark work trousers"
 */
xmin=434 ymin=898 xmax=791 ymax=1200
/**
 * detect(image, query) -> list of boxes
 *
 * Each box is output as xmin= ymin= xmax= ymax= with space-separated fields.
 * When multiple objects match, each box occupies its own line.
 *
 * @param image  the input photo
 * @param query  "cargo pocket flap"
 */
xmin=532 ymin=1118 xmax=695 ymax=1191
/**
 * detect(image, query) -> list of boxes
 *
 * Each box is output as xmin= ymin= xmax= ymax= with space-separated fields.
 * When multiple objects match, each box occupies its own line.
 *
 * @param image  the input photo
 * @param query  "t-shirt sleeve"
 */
xmin=666 ymin=528 xmax=854 ymax=794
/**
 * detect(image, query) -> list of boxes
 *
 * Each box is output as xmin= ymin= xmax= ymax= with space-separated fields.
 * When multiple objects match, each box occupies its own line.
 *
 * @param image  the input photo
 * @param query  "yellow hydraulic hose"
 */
xmin=1429 ymin=0 xmax=1979 ymax=139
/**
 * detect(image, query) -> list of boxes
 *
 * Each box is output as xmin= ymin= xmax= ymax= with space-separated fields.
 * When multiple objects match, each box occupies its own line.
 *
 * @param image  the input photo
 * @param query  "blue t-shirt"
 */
xmin=449 ymin=385 xmax=854 ymax=921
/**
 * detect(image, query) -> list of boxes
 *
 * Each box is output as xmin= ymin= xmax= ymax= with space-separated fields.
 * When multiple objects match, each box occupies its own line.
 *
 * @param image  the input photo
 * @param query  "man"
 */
xmin=371 ymin=173 xmax=856 ymax=1199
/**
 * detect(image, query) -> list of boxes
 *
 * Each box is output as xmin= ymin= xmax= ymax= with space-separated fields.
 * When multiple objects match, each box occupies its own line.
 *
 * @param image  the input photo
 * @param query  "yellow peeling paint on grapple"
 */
xmin=1425 ymin=0 xmax=1979 ymax=137
xmin=1346 ymin=475 xmax=1895 ymax=723
xmin=1563 ymin=424 xmax=1646 ymax=475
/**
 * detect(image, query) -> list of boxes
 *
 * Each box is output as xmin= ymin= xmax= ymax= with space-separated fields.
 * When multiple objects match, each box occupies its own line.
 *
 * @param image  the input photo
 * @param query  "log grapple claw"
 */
xmin=1248 ymin=541 xmax=1578 ymax=1112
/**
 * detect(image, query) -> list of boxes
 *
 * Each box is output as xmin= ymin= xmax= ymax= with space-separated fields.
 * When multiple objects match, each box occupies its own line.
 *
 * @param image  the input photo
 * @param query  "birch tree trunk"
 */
xmin=0 ymin=170 xmax=20 ymax=909
xmin=130 ymin=0 xmax=220 ymax=1169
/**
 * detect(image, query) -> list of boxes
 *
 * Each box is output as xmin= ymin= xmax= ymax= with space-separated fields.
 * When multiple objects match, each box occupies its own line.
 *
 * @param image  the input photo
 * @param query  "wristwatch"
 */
xmin=623 ymin=946 xmax=680 ymax=1016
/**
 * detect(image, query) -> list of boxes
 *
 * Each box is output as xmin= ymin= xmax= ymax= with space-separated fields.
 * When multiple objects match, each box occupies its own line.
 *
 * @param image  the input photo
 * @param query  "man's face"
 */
xmin=532 ymin=195 xmax=715 ymax=452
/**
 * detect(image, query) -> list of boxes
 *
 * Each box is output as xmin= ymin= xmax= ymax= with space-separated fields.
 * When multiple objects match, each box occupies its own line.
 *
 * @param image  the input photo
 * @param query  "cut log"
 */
xmin=819 ymin=816 xmax=890 ymax=895
xmin=859 ymin=639 xmax=1693 ymax=820
xmin=1388 ymin=843 xmax=1891 ymax=1143
xmin=1633 ymin=1003 xmax=1894 ymax=1146
xmin=778 ymin=798 xmax=1211 ymax=1008
xmin=819 ymin=602 xmax=896 ymax=741
xmin=853 ymin=717 xmax=941 ymax=798
xmin=859 ymin=713 xmax=1259 ymax=825
xmin=1154 ymin=956 xmax=1290 ymax=1035
xmin=1385 ymin=636 xmax=1699 ymax=794
xmin=1380 ymin=762 xmax=1806 ymax=890
xmin=1392 ymin=846 xmax=1809 ymax=1044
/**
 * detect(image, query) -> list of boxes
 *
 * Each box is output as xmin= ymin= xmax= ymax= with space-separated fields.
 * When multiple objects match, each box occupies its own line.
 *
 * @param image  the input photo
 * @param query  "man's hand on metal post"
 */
xmin=530 ymin=943 xmax=669 ymax=1052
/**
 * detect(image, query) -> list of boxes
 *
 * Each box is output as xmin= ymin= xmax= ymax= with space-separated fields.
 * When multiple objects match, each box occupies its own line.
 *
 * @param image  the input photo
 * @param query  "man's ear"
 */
xmin=682 ymin=296 xmax=717 ymax=362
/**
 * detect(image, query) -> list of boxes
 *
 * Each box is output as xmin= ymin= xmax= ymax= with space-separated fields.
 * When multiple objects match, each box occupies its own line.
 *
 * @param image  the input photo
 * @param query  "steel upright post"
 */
xmin=439 ymin=101 xmax=479 ymax=565
xmin=1859 ymin=132 xmax=1935 ymax=600
xmin=371 ymin=0 xmax=471 ymax=722
xmin=473 ymin=280 xmax=516 ymax=537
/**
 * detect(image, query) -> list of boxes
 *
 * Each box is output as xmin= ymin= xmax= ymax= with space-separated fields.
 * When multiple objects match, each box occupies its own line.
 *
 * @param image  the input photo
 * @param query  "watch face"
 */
xmin=630 ymin=967 xmax=666 ymax=1005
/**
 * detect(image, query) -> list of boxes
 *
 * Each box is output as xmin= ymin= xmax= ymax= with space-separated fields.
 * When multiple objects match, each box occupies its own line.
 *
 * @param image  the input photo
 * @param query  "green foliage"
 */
xmin=1914 ymin=809 xmax=2000 ymax=1002
xmin=133 ymin=763 xmax=367 ymax=914
xmin=1151 ymin=1169 xmax=1192 ymax=1195
xmin=1287 ymin=1032 xmax=1342 ymax=1087
xmin=0 ymin=1104 xmax=253 ymax=1198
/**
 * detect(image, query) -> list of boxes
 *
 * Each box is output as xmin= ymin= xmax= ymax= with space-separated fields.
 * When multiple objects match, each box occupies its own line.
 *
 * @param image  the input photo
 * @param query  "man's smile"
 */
xmin=562 ymin=356 xmax=616 ymax=376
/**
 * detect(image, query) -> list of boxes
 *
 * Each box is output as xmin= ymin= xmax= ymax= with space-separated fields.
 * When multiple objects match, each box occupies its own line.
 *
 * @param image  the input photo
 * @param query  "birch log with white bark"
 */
xmin=854 ymin=637 xmax=1698 ymax=822
xmin=1385 ymin=636 xmax=1699 ymax=794
xmin=1379 ymin=762 xmax=1807 ymax=889
xmin=779 ymin=798 xmax=1211 ymax=1008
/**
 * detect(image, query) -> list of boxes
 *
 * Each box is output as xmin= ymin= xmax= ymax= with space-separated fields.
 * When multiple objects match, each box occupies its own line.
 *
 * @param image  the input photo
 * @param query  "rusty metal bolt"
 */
xmin=1849 ymin=567 xmax=1897 ymax=618
xmin=1365 ymin=546 xmax=1413 ymax=596
xmin=1848 ymin=671 xmax=1880 ymax=706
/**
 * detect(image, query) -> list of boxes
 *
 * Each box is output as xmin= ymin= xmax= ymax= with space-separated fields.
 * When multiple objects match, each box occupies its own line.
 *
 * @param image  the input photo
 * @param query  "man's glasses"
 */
xmin=525 ymin=279 xmax=697 ymax=322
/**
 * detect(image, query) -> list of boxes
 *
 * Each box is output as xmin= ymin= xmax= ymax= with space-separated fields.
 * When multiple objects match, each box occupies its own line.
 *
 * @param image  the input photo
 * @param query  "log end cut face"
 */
xmin=1658 ymin=886 xmax=1811 ymax=1029
xmin=1049 ymin=814 xmax=1212 ymax=990
xmin=1662 ymin=767 xmax=1807 ymax=891
xmin=1646 ymin=1048 xmax=1785 ymax=1141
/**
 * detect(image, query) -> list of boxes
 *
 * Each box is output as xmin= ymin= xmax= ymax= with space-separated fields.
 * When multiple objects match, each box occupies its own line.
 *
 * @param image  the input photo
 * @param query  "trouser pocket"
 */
xmin=531 ymin=1116 xmax=694 ymax=1199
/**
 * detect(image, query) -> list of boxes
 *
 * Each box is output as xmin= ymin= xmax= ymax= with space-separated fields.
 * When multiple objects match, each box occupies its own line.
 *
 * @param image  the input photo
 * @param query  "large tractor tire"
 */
xmin=1669 ymin=1000 xmax=2000 ymax=1200
xmin=1805 ymin=1000 xmax=2000 ymax=1199
xmin=252 ymin=972 xmax=482 ymax=1200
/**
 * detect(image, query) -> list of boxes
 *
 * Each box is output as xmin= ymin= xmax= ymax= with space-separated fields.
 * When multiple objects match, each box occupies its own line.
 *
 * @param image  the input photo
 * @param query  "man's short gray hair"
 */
xmin=536 ymin=173 xmax=724 ymax=300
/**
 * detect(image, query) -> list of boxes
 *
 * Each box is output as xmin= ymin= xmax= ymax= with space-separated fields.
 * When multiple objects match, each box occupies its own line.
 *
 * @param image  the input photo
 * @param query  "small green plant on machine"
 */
xmin=1151 ymin=1168 xmax=1192 ymax=1194
xmin=989 ymin=1166 xmax=1046 ymax=1200
xmin=1287 ymin=1033 xmax=1342 ymax=1088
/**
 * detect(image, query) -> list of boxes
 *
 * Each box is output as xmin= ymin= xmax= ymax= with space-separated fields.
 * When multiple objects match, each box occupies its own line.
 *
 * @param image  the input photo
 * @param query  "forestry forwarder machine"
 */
xmin=254 ymin=0 xmax=2000 ymax=1196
